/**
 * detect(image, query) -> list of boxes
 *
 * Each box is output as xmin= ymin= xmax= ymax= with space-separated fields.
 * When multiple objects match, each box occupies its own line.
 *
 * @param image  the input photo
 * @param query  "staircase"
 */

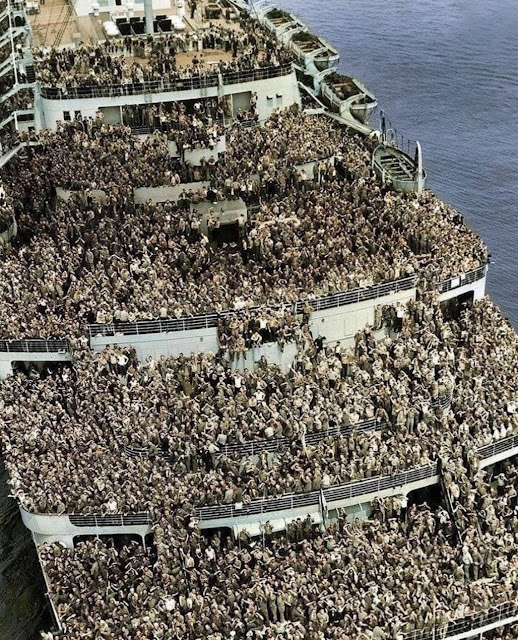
xmin=0 ymin=82 xmax=31 ymax=103
xmin=25 ymin=64 xmax=35 ymax=83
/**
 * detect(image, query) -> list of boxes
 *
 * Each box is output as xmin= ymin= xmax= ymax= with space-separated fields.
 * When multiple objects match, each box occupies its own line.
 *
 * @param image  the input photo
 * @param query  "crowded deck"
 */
xmin=0 ymin=109 xmax=487 ymax=340
xmin=0 ymin=0 xmax=516 ymax=639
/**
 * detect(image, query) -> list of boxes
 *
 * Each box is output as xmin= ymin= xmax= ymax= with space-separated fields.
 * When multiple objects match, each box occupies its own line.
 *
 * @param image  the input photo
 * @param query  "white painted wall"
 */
xmin=90 ymin=288 xmax=417 ymax=366
xmin=90 ymin=326 xmax=220 ymax=361
xmin=225 ymin=341 xmax=298 ymax=374
xmin=308 ymin=288 xmax=416 ymax=349
xmin=134 ymin=182 xmax=210 ymax=203
xmin=20 ymin=506 xmax=151 ymax=548
xmin=40 ymin=72 xmax=300 ymax=129
xmin=0 ymin=351 xmax=72 ymax=379
xmin=184 ymin=134 xmax=226 ymax=166
xmin=0 ymin=361 xmax=12 ymax=379
xmin=439 ymin=272 xmax=486 ymax=303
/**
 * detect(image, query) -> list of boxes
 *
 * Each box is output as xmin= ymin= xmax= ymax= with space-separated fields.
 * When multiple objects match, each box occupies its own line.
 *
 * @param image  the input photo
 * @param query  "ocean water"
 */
xmin=0 ymin=1 xmax=517 ymax=638
xmin=0 ymin=464 xmax=49 ymax=640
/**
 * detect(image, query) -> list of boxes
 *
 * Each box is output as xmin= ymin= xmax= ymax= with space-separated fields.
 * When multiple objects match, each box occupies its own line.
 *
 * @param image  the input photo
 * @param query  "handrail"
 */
xmin=220 ymin=417 xmax=386 ymax=458
xmin=40 ymin=74 xmax=220 ymax=100
xmin=68 ymin=512 xmax=151 ymax=527
xmin=294 ymin=275 xmax=416 ymax=314
xmin=39 ymin=65 xmax=293 ymax=101
xmin=477 ymin=433 xmax=518 ymax=461
xmin=0 ymin=339 xmax=70 ymax=353
xmin=401 ymin=601 xmax=518 ymax=640
xmin=219 ymin=393 xmax=450 ymax=457
xmin=379 ymin=109 xmax=419 ymax=158
xmin=88 ymin=275 xmax=417 ymax=338
xmin=0 ymin=141 xmax=23 ymax=166
xmin=87 ymin=265 xmax=487 ymax=340
xmin=0 ymin=82 xmax=33 ymax=104
xmin=196 ymin=429 xmax=516 ymax=522
xmin=197 ymin=463 xmax=438 ymax=521
xmin=120 ymin=393 xmax=451 ymax=461
xmin=220 ymin=63 xmax=292 ymax=86
xmin=435 ymin=264 xmax=487 ymax=294
xmin=89 ymin=312 xmax=219 ymax=338
xmin=21 ymin=428 xmax=516 ymax=524
xmin=0 ymin=108 xmax=34 ymax=129
xmin=0 ymin=23 xmax=25 ymax=49
xmin=118 ymin=417 xmax=387 ymax=461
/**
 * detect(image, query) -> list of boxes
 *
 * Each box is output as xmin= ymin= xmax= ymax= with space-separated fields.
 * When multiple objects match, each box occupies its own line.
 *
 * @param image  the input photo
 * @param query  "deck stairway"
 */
xmin=0 ymin=57 xmax=12 ymax=78
xmin=25 ymin=64 xmax=35 ymax=83
xmin=0 ymin=81 xmax=32 ymax=103
xmin=0 ymin=24 xmax=24 ymax=48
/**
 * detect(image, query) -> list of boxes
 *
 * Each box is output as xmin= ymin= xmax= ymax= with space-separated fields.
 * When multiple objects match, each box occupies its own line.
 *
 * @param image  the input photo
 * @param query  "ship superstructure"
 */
xmin=0 ymin=1 xmax=516 ymax=639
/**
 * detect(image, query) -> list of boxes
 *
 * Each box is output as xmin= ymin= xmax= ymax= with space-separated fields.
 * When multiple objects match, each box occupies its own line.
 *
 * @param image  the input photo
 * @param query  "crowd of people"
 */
xmin=33 ymin=15 xmax=294 ymax=90
xmin=222 ymin=109 xmax=340 ymax=178
xmin=217 ymin=306 xmax=300 ymax=353
xmin=0 ymin=87 xmax=34 ymax=123
xmin=121 ymin=97 xmax=231 ymax=150
xmin=124 ymin=102 xmax=226 ymax=152
xmin=37 ymin=460 xmax=517 ymax=640
xmin=0 ymin=181 xmax=14 ymax=233
xmin=1 ymin=297 xmax=517 ymax=518
xmin=0 ymin=107 xmax=488 ymax=340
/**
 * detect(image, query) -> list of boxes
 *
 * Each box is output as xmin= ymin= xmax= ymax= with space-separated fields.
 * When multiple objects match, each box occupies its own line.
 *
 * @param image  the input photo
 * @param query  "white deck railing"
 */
xmin=401 ymin=601 xmax=518 ymax=640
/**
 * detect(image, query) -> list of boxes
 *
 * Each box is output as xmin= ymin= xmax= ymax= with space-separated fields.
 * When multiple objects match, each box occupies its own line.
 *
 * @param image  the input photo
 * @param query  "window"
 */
xmin=276 ymin=93 xmax=283 ymax=106
xmin=63 ymin=111 xmax=71 ymax=121
xmin=266 ymin=96 xmax=273 ymax=108
xmin=74 ymin=110 xmax=81 ymax=120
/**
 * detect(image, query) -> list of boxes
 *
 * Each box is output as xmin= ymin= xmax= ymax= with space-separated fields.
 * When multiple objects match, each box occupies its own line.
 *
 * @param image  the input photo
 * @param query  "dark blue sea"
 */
xmin=1 ymin=0 xmax=516 ymax=638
